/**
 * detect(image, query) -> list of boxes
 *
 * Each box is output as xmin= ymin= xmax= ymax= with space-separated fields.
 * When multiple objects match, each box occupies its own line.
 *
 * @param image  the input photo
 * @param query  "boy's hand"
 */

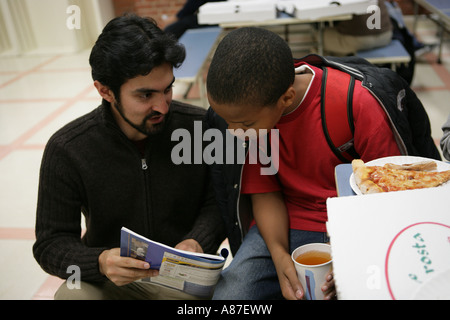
xmin=273 ymin=252 xmax=304 ymax=300
xmin=322 ymin=270 xmax=337 ymax=300
xmin=275 ymin=252 xmax=337 ymax=300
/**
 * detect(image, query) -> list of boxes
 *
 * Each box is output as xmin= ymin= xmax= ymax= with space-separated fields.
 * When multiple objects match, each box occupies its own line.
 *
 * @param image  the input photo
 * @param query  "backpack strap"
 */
xmin=321 ymin=67 xmax=359 ymax=163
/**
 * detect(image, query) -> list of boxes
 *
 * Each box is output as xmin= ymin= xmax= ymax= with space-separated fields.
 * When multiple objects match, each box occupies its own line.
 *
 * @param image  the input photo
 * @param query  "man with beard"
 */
xmin=33 ymin=14 xmax=224 ymax=300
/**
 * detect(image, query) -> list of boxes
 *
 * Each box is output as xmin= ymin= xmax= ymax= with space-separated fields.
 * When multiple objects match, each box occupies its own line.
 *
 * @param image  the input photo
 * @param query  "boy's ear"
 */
xmin=277 ymin=86 xmax=296 ymax=110
xmin=94 ymin=80 xmax=115 ymax=104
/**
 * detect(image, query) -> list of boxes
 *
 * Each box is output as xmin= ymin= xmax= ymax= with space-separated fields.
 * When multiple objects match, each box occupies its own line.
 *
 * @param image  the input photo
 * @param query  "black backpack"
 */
xmin=295 ymin=54 xmax=441 ymax=162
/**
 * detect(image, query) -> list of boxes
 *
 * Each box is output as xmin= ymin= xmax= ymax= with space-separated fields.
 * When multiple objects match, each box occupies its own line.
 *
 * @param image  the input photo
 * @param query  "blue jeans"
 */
xmin=213 ymin=225 xmax=329 ymax=300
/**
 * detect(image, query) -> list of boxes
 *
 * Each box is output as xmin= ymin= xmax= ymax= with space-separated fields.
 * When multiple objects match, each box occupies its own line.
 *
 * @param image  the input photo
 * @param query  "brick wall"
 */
xmin=111 ymin=0 xmax=425 ymax=27
xmin=395 ymin=0 xmax=427 ymax=15
xmin=112 ymin=0 xmax=186 ymax=27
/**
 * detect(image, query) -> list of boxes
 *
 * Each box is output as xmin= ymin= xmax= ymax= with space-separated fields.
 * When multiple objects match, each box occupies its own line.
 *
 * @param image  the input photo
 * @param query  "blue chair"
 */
xmin=174 ymin=27 xmax=223 ymax=107
xmin=356 ymin=39 xmax=411 ymax=70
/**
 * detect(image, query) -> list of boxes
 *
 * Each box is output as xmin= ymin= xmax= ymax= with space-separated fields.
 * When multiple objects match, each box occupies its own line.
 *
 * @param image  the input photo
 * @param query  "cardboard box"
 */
xmin=326 ymin=187 xmax=450 ymax=300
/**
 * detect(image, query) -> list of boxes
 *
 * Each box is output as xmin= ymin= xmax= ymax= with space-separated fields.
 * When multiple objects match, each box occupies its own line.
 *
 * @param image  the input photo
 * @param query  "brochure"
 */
xmin=120 ymin=227 xmax=228 ymax=298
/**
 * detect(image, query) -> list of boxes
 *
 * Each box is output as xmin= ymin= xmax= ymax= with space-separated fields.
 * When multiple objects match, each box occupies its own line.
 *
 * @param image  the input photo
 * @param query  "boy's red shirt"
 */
xmin=241 ymin=62 xmax=401 ymax=232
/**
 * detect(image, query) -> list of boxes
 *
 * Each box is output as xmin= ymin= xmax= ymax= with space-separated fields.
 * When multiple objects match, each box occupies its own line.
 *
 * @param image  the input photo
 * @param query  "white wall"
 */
xmin=0 ymin=0 xmax=115 ymax=56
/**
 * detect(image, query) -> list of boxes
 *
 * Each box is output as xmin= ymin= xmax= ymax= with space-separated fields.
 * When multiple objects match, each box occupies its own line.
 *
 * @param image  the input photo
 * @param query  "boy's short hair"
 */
xmin=207 ymin=27 xmax=295 ymax=107
xmin=89 ymin=14 xmax=185 ymax=99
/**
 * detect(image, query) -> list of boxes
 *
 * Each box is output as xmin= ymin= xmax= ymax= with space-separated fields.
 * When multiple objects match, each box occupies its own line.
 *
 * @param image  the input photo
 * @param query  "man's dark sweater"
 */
xmin=33 ymin=100 xmax=224 ymax=282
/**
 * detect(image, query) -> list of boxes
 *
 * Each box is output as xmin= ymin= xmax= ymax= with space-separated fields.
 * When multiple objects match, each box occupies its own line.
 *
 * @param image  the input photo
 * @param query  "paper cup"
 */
xmin=291 ymin=243 xmax=332 ymax=300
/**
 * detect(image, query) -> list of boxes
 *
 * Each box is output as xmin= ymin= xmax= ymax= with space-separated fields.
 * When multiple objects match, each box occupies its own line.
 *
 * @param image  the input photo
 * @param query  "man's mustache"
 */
xmin=144 ymin=111 xmax=163 ymax=122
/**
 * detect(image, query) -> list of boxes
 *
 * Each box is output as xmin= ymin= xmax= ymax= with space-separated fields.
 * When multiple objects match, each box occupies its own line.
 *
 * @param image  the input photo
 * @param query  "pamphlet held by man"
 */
xmin=120 ymin=227 xmax=228 ymax=298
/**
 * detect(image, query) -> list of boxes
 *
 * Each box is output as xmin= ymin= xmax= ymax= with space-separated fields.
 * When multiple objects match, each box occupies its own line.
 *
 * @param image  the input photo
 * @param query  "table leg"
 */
xmin=413 ymin=1 xmax=419 ymax=35
xmin=318 ymin=21 xmax=324 ymax=55
xmin=438 ymin=23 xmax=444 ymax=64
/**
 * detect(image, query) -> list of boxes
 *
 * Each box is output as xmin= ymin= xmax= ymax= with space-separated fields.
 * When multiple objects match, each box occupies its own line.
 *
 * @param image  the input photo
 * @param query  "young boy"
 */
xmin=205 ymin=27 xmax=402 ymax=300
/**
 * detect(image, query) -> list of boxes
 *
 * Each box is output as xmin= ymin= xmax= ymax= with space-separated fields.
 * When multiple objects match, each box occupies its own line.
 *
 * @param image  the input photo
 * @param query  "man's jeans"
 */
xmin=213 ymin=225 xmax=329 ymax=299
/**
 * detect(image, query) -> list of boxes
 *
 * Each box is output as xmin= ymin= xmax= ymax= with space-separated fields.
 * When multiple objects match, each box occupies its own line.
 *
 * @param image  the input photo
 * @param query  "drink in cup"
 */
xmin=291 ymin=243 xmax=332 ymax=300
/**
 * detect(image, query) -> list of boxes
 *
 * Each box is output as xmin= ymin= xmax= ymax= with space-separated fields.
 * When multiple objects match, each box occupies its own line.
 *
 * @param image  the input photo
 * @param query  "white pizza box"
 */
xmin=282 ymin=0 xmax=378 ymax=21
xmin=326 ymin=187 xmax=450 ymax=300
xmin=198 ymin=0 xmax=277 ymax=25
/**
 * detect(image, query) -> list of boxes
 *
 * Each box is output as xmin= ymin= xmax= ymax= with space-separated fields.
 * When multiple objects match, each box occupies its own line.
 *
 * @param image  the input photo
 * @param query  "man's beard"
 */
xmin=112 ymin=100 xmax=166 ymax=136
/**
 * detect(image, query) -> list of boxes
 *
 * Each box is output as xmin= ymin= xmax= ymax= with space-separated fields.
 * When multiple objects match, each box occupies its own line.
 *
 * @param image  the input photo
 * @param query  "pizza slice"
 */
xmin=383 ymin=161 xmax=437 ymax=171
xmin=352 ymin=159 xmax=450 ymax=194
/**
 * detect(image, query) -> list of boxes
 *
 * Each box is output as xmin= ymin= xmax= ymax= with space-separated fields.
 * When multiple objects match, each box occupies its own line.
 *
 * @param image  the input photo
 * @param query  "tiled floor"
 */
xmin=1 ymin=16 xmax=449 ymax=300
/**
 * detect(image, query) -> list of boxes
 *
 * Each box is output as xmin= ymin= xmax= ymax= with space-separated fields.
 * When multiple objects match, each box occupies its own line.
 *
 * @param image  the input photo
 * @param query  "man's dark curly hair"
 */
xmin=207 ymin=27 xmax=295 ymax=108
xmin=89 ymin=14 xmax=185 ymax=99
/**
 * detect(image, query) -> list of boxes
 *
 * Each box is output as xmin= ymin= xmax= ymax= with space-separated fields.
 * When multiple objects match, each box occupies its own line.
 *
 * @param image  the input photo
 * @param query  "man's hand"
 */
xmin=98 ymin=248 xmax=158 ymax=286
xmin=174 ymin=239 xmax=203 ymax=253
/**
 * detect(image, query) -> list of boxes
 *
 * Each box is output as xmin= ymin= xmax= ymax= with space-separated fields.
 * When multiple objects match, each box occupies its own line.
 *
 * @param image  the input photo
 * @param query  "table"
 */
xmin=219 ymin=12 xmax=352 ymax=55
xmin=413 ymin=0 xmax=450 ymax=63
